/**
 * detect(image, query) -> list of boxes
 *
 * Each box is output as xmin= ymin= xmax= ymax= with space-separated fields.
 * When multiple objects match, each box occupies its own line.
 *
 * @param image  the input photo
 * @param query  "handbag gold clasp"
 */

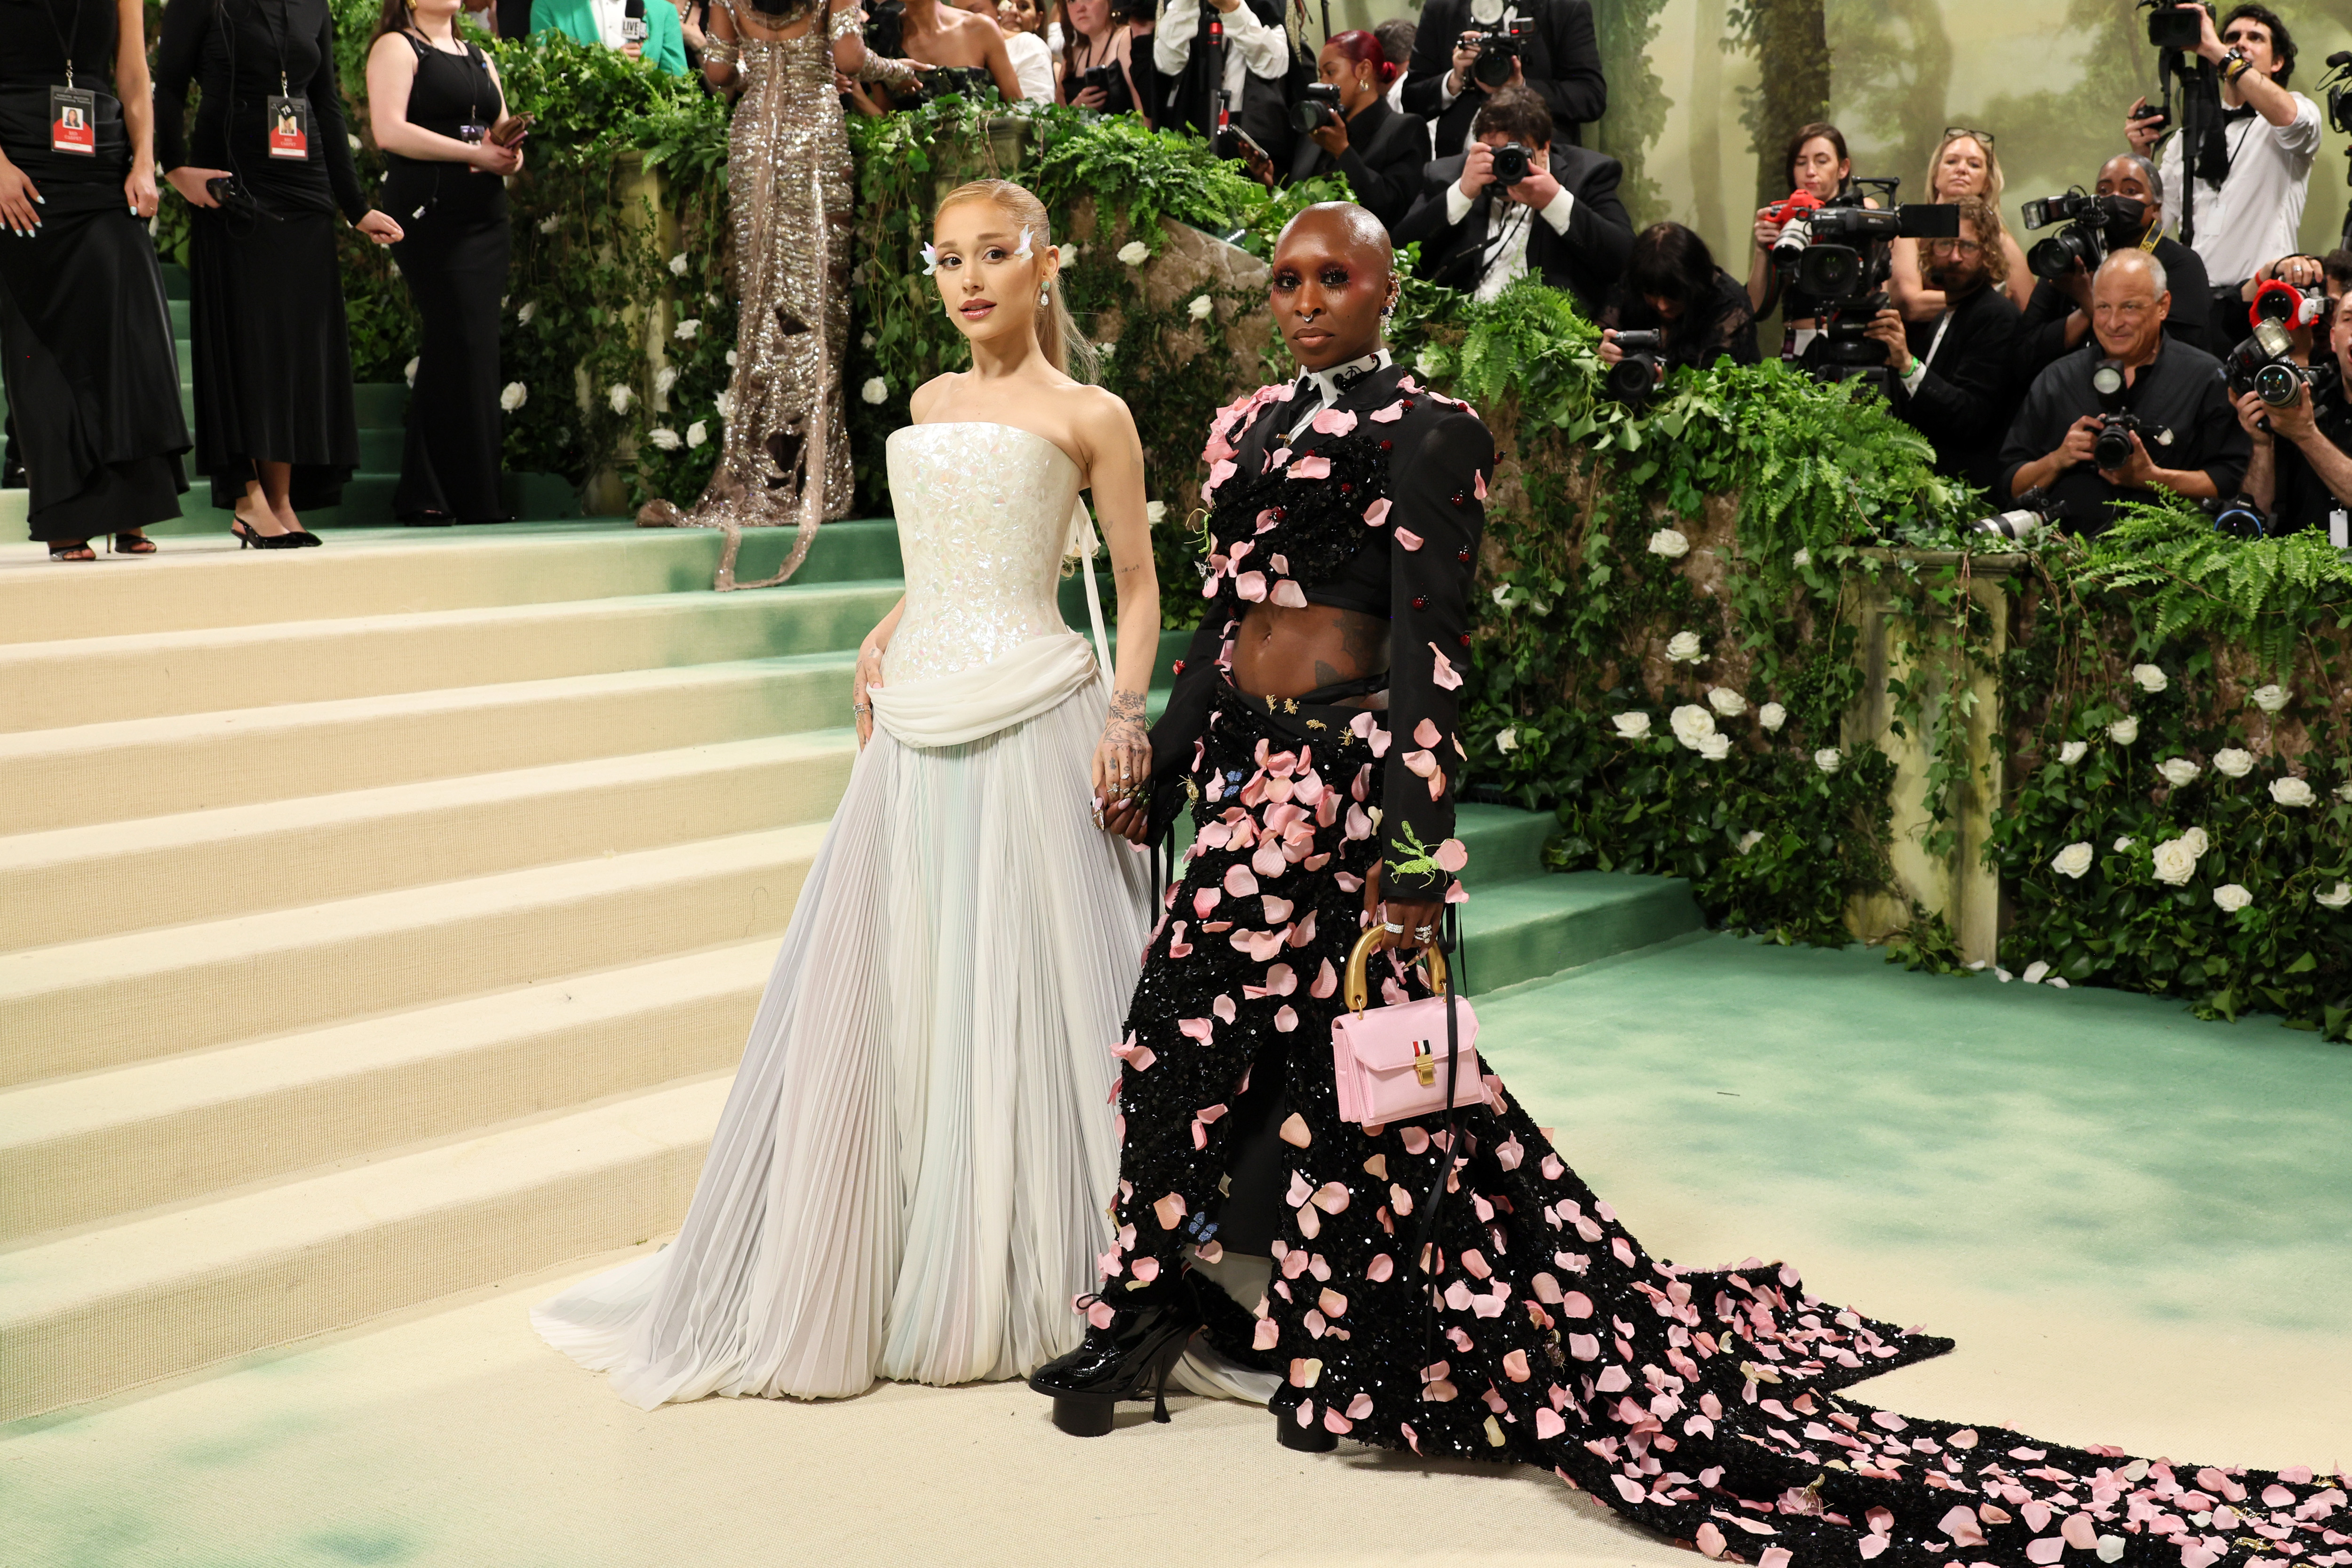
xmin=1341 ymin=927 xmax=1451 ymax=1015
xmin=1413 ymin=1057 xmax=1436 ymax=1088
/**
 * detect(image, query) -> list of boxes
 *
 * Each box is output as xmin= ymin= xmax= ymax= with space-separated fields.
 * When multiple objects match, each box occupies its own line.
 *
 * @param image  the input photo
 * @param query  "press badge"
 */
xmin=265 ymin=94 xmax=310 ymax=159
xmin=50 ymin=86 xmax=96 ymax=156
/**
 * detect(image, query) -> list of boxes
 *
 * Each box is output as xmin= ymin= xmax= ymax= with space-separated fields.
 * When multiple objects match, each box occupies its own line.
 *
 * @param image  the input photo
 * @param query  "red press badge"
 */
xmin=50 ymin=87 xmax=97 ymax=155
xmin=265 ymin=94 xmax=310 ymax=159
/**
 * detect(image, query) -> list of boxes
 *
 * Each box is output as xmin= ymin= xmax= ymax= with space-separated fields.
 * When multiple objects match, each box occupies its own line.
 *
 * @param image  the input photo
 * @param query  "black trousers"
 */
xmin=389 ymin=172 xmax=510 ymax=522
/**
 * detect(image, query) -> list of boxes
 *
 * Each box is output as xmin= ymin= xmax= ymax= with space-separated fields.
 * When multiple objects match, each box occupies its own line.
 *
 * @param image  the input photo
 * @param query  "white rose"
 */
xmin=2212 ymin=747 xmax=2253 ymax=778
xmin=1669 ymin=705 xmax=1717 ymax=750
xmin=1062 ymin=244 xmax=1084 ymax=267
xmin=861 ymin=378 xmax=888 ymax=405
xmin=654 ymin=366 xmax=679 ymax=397
xmin=1814 ymin=747 xmax=1843 ymax=775
xmin=2315 ymin=882 xmax=2352 ymax=910
xmin=1737 ymin=830 xmax=1764 ymax=855
xmin=1187 ymin=294 xmax=1214 ymax=321
xmin=1496 ymin=727 xmax=1519 ymax=753
xmin=2270 ymin=776 xmax=2316 ymax=807
xmin=726 ymin=349 xmax=738 ymax=367
xmin=1758 ymin=702 xmax=1787 ymax=732
xmin=2051 ymin=842 xmax=2095 ymax=879
xmin=686 ymin=420 xmax=708 ymax=449
xmin=1698 ymin=733 xmax=1732 ymax=761
xmin=2151 ymin=838 xmax=2197 ymax=885
xmin=2157 ymin=757 xmax=2201 ymax=788
xmin=669 ymin=252 xmax=689 ymax=277
xmin=347 ymin=133 xmax=361 ymax=152
xmin=1117 ymin=240 xmax=1150 ymax=265
xmin=404 ymin=356 xmax=420 ymax=388
xmin=1613 ymin=711 xmax=1653 ymax=740
xmin=1666 ymin=631 xmax=1704 ymax=664
xmin=1098 ymin=341 xmax=1116 ymax=359
xmin=714 ymin=389 xmax=733 ymax=420
xmin=2339 ymin=783 xmax=2352 ymax=803
xmin=516 ymin=301 xmax=536 ymax=325
xmin=499 ymin=381 xmax=528 ymax=412
xmin=2130 ymin=663 xmax=2169 ymax=693
xmin=1145 ymin=500 xmax=1167 ymax=525
xmin=673 ymin=317 xmax=702 ymax=341
xmin=2249 ymin=683 xmax=2288 ymax=713
xmin=608 ymin=384 xmax=636 ymax=415
xmin=648 ymin=427 xmax=682 ymax=451
xmin=1647 ymin=527 xmax=1690 ymax=558
xmin=2022 ymin=960 xmax=2050 ymax=984
xmin=1707 ymin=686 xmax=1747 ymax=718
xmin=2114 ymin=836 xmax=2135 ymax=852
xmin=2212 ymin=883 xmax=2253 ymax=913
xmin=1792 ymin=548 xmax=1812 ymax=569
xmin=2182 ymin=826 xmax=2210 ymax=857
xmin=2107 ymin=716 xmax=2139 ymax=745
xmin=860 ymin=331 xmax=876 ymax=349
xmin=2059 ymin=740 xmax=2089 ymax=766
xmin=538 ymin=214 xmax=560 ymax=234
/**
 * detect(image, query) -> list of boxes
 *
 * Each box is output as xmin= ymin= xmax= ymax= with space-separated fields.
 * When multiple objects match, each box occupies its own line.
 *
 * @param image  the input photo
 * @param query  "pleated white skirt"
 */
xmin=532 ymin=683 xmax=1152 ymax=1405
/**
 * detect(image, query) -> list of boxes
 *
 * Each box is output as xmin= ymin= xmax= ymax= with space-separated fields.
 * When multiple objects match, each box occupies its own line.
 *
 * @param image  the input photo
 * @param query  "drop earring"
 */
xmin=1039 ymin=284 xmax=1050 ymax=306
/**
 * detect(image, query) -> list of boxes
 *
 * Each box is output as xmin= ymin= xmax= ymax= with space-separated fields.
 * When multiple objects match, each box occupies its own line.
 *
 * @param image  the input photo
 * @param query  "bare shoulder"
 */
xmin=908 ymin=371 xmax=965 ymax=422
xmin=1063 ymin=381 xmax=1141 ymax=455
xmin=367 ymin=30 xmax=417 ymax=64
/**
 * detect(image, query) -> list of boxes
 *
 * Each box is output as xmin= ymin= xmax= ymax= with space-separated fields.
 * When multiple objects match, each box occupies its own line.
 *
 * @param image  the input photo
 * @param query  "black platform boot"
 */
xmin=1274 ymin=1409 xmax=1340 ymax=1453
xmin=1026 ymin=1279 xmax=1201 ymax=1437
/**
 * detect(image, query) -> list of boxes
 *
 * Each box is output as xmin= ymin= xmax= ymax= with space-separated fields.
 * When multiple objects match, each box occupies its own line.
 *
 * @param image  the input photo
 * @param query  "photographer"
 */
xmin=1746 ymin=121 xmax=1857 ymax=337
xmin=2014 ymin=153 xmax=2211 ymax=386
xmin=1866 ymin=197 xmax=2020 ymax=494
xmin=2232 ymin=267 xmax=2352 ymax=535
xmin=1288 ymin=31 xmax=1429 ymax=233
xmin=1597 ymin=223 xmax=1759 ymax=382
xmin=1400 ymin=0 xmax=1604 ymax=158
xmin=1999 ymin=250 xmax=2249 ymax=534
xmin=2127 ymin=3 xmax=2319 ymax=321
xmin=1393 ymin=85 xmax=1632 ymax=313
xmin=1154 ymin=0 xmax=1289 ymax=156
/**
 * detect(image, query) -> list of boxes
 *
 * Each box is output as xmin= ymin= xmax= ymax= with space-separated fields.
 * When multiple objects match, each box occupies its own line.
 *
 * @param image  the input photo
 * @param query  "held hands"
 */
xmin=356 ymin=209 xmax=404 ymax=245
xmin=167 ymin=165 xmax=232 ymax=209
xmin=1866 ymin=307 xmax=1912 ymax=374
xmin=1092 ymin=689 xmax=1152 ymax=839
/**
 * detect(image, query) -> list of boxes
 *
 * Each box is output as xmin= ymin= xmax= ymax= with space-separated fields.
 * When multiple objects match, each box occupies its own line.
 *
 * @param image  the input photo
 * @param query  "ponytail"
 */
xmin=931 ymin=177 xmax=1101 ymax=383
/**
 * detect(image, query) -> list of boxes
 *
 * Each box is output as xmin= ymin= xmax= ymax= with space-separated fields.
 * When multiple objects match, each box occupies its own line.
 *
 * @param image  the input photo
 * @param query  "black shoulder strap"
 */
xmin=399 ymin=27 xmax=431 ymax=58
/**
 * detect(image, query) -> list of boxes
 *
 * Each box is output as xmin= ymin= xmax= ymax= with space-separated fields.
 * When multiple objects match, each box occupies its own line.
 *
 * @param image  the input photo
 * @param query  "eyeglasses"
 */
xmin=1925 ymin=238 xmax=1982 ymax=255
xmin=1941 ymin=127 xmax=1995 ymax=149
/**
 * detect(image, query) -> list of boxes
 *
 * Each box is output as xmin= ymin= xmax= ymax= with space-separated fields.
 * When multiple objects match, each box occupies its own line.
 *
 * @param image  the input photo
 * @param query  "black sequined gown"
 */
xmin=1091 ymin=362 xmax=2350 ymax=1568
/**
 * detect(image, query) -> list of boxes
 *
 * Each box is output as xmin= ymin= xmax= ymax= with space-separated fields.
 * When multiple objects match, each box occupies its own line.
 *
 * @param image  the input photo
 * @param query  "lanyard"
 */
xmin=41 ymin=0 xmax=88 ymax=90
xmin=255 ymin=0 xmax=294 ymax=98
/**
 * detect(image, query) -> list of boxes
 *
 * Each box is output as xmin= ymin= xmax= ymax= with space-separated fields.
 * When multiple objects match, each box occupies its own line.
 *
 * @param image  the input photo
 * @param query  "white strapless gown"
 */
xmin=532 ymin=424 xmax=1153 ymax=1403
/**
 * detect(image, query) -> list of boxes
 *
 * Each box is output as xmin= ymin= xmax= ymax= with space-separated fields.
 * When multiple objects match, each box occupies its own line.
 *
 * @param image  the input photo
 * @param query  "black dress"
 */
xmin=0 ymin=0 xmax=190 ymax=540
xmin=1087 ymin=366 xmax=2338 ymax=1568
xmin=154 ymin=0 xmax=368 ymax=512
xmin=381 ymin=31 xmax=509 ymax=522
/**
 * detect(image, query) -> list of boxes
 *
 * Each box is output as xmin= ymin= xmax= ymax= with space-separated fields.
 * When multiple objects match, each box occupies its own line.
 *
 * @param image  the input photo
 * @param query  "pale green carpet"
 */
xmin=4 ymin=934 xmax=2344 ymax=1568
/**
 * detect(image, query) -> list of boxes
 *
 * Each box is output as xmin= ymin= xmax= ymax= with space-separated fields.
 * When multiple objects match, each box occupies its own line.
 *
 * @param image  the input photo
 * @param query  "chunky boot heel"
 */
xmin=1276 ymin=1411 xmax=1341 ymax=1453
xmin=1028 ymin=1285 xmax=1201 ymax=1436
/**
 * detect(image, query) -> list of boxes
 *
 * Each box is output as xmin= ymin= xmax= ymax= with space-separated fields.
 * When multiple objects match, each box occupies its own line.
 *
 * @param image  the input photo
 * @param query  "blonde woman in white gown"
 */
xmin=533 ymin=178 xmax=1160 ymax=1404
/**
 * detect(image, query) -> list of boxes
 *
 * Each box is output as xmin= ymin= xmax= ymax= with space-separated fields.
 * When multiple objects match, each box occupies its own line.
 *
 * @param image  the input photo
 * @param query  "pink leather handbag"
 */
xmin=1329 ymin=927 xmax=1482 ymax=1126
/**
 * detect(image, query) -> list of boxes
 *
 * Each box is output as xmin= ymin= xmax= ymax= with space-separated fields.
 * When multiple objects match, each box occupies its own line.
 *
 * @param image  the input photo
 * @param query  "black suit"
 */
xmin=1886 ymin=282 xmax=2021 ymax=496
xmin=1287 ymin=98 xmax=1430 ymax=232
xmin=1393 ymin=144 xmax=1633 ymax=316
xmin=1398 ymin=0 xmax=1605 ymax=155
xmin=1155 ymin=0 xmax=1296 ymax=165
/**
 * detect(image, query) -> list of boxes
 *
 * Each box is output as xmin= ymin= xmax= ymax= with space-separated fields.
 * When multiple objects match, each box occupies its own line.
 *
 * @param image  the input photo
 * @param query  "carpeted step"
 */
xmin=0 ymin=654 xmax=855 ymax=833
xmin=0 ymin=823 xmax=826 ymax=1088
xmin=0 ymin=581 xmax=901 ymax=732
xmin=1459 ymin=870 xmax=1704 ymax=995
xmin=0 ymin=732 xmax=855 ymax=950
xmin=0 ymin=942 xmax=771 ymax=1246
xmin=1451 ymin=801 xmax=1555 ymax=883
xmin=0 ymin=1073 xmax=731 ymax=1422
xmin=0 ymin=519 xmax=904 ymax=646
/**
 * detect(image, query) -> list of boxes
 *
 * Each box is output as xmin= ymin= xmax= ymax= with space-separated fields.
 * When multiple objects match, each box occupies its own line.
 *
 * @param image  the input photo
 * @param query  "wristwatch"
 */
xmin=2222 ymin=48 xmax=2252 ymax=85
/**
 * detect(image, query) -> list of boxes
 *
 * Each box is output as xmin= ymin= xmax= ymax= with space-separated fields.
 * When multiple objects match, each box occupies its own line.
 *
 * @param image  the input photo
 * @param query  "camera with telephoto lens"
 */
xmin=2208 ymin=492 xmax=2270 ymax=538
xmin=2018 ymin=190 xmax=2148 ymax=282
xmin=1604 ymin=329 xmax=1664 ymax=405
xmin=2144 ymin=0 xmax=2211 ymax=51
xmin=1470 ymin=21 xmax=1529 ymax=89
xmin=1970 ymin=485 xmax=2064 ymax=539
xmin=1291 ymin=82 xmax=1343 ymax=133
xmin=1488 ymin=142 xmax=1533 ymax=186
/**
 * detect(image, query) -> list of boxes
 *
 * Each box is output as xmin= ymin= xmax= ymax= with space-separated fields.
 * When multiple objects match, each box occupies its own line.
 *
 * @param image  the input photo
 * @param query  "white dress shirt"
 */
xmin=1003 ymin=31 xmax=1053 ymax=102
xmin=1154 ymin=0 xmax=1288 ymax=103
xmin=1279 ymin=349 xmax=1395 ymax=442
xmin=2156 ymin=93 xmax=2321 ymax=288
xmin=1444 ymin=177 xmax=1576 ymax=302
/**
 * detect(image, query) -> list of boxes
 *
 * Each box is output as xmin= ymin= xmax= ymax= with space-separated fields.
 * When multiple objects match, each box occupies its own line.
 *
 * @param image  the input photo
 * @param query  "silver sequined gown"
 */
xmin=535 ymin=424 xmax=1153 ymax=1402
xmin=658 ymin=0 xmax=853 ymax=526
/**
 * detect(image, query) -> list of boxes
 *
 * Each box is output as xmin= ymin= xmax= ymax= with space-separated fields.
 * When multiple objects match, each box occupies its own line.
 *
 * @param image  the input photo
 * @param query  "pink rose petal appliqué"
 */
xmin=1393 ymin=527 xmax=1424 ymax=551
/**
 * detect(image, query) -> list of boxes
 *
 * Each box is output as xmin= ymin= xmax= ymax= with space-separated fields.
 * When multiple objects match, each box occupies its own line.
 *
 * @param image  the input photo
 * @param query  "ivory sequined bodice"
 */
xmin=882 ymin=423 xmax=1084 ymax=685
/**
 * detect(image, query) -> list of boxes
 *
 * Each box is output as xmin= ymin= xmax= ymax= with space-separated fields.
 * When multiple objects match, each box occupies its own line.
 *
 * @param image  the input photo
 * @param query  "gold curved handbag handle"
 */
xmin=1342 ymin=926 xmax=1449 ymax=1014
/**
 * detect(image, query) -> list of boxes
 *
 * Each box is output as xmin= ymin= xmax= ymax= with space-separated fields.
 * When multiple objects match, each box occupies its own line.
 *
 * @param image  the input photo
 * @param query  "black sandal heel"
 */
xmin=1276 ymin=1410 xmax=1340 ymax=1453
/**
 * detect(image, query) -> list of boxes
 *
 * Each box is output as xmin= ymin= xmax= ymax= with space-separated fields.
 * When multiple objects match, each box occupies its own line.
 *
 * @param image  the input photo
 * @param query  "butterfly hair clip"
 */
xmin=1015 ymin=228 xmax=1035 ymax=260
xmin=920 ymin=241 xmax=940 ymax=275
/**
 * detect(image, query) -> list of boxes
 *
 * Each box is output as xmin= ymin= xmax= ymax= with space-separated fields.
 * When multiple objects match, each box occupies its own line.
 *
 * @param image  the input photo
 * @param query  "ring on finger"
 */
xmin=1382 ymin=920 xmax=1406 ymax=935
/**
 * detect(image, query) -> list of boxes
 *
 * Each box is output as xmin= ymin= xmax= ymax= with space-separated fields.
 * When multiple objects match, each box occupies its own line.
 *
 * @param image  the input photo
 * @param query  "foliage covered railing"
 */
xmin=304 ymin=48 xmax=2352 ymax=1041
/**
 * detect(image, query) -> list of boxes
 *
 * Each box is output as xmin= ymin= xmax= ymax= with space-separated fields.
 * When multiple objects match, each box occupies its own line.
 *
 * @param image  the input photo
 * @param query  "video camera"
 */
xmin=1468 ymin=21 xmax=1530 ymax=90
xmin=2143 ymin=0 xmax=2211 ymax=51
xmin=2018 ymin=190 xmax=2149 ymax=282
xmin=1291 ymin=82 xmax=1343 ymax=134
xmin=2137 ymin=0 xmax=2228 ymax=246
xmin=1768 ymin=179 xmax=1959 ymax=389
xmin=1604 ymin=329 xmax=1664 ymax=406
